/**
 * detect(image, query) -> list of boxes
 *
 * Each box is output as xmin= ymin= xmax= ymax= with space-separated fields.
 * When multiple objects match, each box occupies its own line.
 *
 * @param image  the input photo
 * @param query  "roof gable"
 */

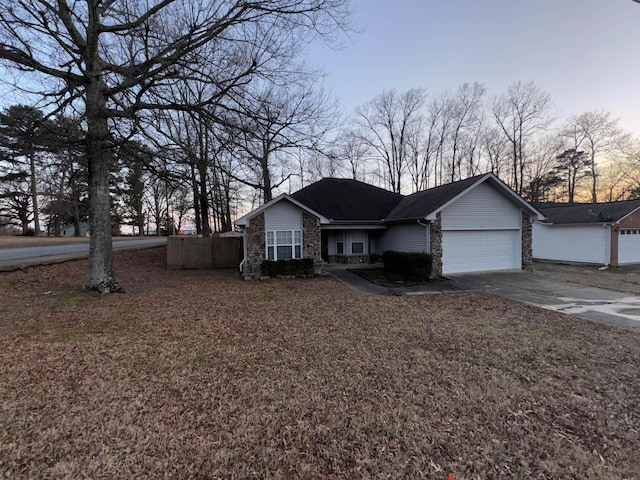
xmin=538 ymin=199 xmax=640 ymax=224
xmin=386 ymin=173 xmax=542 ymax=222
xmin=235 ymin=194 xmax=327 ymax=226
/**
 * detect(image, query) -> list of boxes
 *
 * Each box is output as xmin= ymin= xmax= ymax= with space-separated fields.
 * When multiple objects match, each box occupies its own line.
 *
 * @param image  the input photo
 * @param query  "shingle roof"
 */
xmin=290 ymin=178 xmax=403 ymax=221
xmin=385 ymin=175 xmax=485 ymax=221
xmin=538 ymin=200 xmax=640 ymax=224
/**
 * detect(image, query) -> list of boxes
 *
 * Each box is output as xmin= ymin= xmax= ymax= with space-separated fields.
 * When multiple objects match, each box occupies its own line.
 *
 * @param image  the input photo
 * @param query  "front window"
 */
xmin=266 ymin=230 xmax=302 ymax=260
xmin=351 ymin=231 xmax=364 ymax=254
xmin=336 ymin=232 xmax=344 ymax=254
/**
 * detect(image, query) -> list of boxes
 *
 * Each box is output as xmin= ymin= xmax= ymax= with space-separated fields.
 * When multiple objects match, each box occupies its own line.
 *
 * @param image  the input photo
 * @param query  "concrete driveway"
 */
xmin=448 ymin=270 xmax=640 ymax=332
xmin=329 ymin=267 xmax=640 ymax=331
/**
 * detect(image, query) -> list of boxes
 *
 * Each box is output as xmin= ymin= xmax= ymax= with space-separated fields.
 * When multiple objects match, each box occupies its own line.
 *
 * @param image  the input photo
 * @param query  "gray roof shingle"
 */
xmin=385 ymin=175 xmax=485 ymax=221
xmin=538 ymin=200 xmax=640 ymax=224
xmin=290 ymin=178 xmax=403 ymax=221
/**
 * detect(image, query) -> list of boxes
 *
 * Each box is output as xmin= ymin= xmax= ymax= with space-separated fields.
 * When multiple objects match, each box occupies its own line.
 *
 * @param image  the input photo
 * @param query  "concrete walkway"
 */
xmin=328 ymin=267 xmax=640 ymax=332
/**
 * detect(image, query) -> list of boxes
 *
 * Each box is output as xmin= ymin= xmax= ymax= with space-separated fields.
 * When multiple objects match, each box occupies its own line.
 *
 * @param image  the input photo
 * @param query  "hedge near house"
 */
xmin=261 ymin=258 xmax=315 ymax=277
xmin=382 ymin=251 xmax=433 ymax=281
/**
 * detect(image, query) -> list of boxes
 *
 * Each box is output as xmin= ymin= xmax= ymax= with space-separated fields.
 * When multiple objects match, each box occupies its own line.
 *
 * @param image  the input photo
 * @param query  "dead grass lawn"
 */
xmin=1 ymin=249 xmax=639 ymax=478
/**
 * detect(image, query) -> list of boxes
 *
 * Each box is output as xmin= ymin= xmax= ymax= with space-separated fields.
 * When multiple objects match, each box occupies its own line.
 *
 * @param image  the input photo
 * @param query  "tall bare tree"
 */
xmin=491 ymin=81 xmax=553 ymax=195
xmin=354 ymin=88 xmax=426 ymax=193
xmin=563 ymin=111 xmax=628 ymax=202
xmin=0 ymin=0 xmax=350 ymax=292
xmin=228 ymin=83 xmax=337 ymax=202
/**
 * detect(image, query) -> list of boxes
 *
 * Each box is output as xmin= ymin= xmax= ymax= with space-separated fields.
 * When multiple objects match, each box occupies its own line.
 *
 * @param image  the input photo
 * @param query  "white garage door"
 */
xmin=618 ymin=229 xmax=640 ymax=264
xmin=442 ymin=230 xmax=521 ymax=274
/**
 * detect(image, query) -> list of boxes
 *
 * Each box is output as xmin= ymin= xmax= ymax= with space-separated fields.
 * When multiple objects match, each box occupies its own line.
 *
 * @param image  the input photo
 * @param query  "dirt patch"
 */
xmin=534 ymin=261 xmax=640 ymax=296
xmin=1 ymin=248 xmax=639 ymax=478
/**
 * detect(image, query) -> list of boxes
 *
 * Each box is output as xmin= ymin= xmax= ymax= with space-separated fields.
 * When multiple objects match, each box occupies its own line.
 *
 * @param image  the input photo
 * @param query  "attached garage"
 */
xmin=442 ymin=230 xmax=520 ymax=274
xmin=533 ymin=199 xmax=640 ymax=267
xmin=532 ymin=223 xmax=610 ymax=264
xmin=618 ymin=229 xmax=640 ymax=264
xmin=439 ymin=182 xmax=524 ymax=275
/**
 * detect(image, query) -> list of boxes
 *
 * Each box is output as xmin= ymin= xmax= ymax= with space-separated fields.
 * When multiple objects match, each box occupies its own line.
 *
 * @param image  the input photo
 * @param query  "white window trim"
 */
xmin=266 ymin=229 xmax=302 ymax=260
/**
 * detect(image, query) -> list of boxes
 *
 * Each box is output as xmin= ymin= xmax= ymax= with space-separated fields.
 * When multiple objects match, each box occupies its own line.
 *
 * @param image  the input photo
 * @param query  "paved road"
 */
xmin=0 ymin=238 xmax=167 ymax=269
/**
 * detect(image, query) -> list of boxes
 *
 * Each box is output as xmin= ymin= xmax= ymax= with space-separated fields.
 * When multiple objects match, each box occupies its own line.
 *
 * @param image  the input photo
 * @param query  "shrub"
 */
xmin=382 ymin=250 xmax=432 ymax=281
xmin=261 ymin=258 xmax=315 ymax=277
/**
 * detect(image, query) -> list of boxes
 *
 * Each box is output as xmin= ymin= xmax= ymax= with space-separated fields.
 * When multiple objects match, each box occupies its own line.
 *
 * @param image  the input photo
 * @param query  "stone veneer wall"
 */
xmin=244 ymin=212 xmax=265 ymax=278
xmin=302 ymin=211 xmax=323 ymax=272
xmin=430 ymin=213 xmax=442 ymax=278
xmin=521 ymin=211 xmax=533 ymax=271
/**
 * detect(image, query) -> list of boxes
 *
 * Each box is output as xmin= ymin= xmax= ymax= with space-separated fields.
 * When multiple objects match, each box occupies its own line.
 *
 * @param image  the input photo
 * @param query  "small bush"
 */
xmin=382 ymin=251 xmax=432 ymax=281
xmin=261 ymin=258 xmax=315 ymax=277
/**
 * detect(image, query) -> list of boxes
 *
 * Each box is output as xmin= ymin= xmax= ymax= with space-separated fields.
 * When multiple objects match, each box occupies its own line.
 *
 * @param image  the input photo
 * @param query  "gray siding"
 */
xmin=377 ymin=223 xmax=429 ymax=254
xmin=264 ymin=201 xmax=302 ymax=231
xmin=441 ymin=182 xmax=521 ymax=230
xmin=533 ymin=223 xmax=609 ymax=264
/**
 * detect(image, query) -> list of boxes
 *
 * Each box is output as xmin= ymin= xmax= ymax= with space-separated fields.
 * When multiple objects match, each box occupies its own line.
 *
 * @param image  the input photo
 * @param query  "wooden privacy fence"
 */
xmin=167 ymin=235 xmax=243 ymax=269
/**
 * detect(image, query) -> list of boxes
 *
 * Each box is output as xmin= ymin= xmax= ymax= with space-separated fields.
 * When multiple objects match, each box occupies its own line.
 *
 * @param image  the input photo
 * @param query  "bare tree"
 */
xmin=0 ymin=0 xmax=350 ymax=292
xmin=564 ymin=111 xmax=629 ymax=202
xmin=445 ymin=82 xmax=486 ymax=182
xmin=491 ymin=81 xmax=553 ymax=195
xmin=354 ymin=88 xmax=426 ymax=193
xmin=227 ymin=82 xmax=337 ymax=202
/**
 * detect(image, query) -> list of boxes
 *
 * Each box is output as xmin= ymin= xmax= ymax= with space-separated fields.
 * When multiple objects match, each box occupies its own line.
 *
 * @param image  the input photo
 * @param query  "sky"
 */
xmin=305 ymin=0 xmax=640 ymax=134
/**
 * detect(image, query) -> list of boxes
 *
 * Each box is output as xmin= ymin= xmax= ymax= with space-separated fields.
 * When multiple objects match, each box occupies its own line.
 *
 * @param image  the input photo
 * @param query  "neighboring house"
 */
xmin=60 ymin=221 xmax=90 ymax=237
xmin=235 ymin=173 xmax=544 ymax=278
xmin=533 ymin=200 xmax=640 ymax=266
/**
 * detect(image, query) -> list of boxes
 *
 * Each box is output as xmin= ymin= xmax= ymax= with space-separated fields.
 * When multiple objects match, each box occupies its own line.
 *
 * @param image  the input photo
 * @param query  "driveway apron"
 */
xmin=448 ymin=271 xmax=640 ymax=332
xmin=330 ymin=268 xmax=640 ymax=331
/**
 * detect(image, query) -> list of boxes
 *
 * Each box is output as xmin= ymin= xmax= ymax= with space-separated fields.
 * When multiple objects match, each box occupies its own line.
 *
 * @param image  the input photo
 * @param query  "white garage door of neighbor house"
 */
xmin=618 ymin=230 xmax=640 ymax=264
xmin=442 ymin=230 xmax=520 ymax=275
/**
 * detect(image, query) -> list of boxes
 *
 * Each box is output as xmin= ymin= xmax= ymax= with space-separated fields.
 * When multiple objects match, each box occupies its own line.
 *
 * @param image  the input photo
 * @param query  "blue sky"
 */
xmin=306 ymin=0 xmax=640 ymax=133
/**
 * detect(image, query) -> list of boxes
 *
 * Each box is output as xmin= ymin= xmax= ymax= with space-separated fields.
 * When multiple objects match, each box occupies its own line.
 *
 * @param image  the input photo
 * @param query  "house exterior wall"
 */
xmin=441 ymin=182 xmax=521 ymax=230
xmin=430 ymin=213 xmax=443 ymax=278
xmin=613 ymin=209 xmax=640 ymax=265
xmin=533 ymin=223 xmax=610 ymax=264
xmin=264 ymin=201 xmax=302 ymax=231
xmin=244 ymin=212 xmax=266 ymax=278
xmin=439 ymin=182 xmax=522 ymax=274
xmin=376 ymin=223 xmax=429 ymax=254
xmin=244 ymin=203 xmax=323 ymax=278
xmin=302 ymin=211 xmax=323 ymax=271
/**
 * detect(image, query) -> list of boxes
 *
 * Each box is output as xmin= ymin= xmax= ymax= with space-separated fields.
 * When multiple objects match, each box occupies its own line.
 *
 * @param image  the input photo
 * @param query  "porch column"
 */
xmin=430 ymin=213 xmax=443 ymax=278
xmin=244 ymin=212 xmax=266 ymax=279
xmin=521 ymin=211 xmax=533 ymax=271
xmin=302 ymin=211 xmax=323 ymax=272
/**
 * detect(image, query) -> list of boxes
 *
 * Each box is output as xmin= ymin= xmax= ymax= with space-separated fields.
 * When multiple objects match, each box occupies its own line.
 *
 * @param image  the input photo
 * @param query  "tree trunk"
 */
xmin=261 ymin=153 xmax=272 ymax=202
xmin=84 ymin=78 xmax=120 ymax=292
xmin=29 ymin=153 xmax=40 ymax=236
xmin=590 ymin=151 xmax=597 ymax=202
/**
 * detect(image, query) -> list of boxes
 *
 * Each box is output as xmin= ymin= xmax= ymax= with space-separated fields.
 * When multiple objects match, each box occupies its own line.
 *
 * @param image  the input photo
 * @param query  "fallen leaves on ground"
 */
xmin=0 ymin=248 xmax=638 ymax=479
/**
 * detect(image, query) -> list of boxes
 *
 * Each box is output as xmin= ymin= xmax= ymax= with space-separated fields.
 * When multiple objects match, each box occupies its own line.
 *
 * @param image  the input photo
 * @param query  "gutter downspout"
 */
xmin=239 ymin=227 xmax=247 ymax=273
xmin=417 ymin=218 xmax=430 ymax=252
